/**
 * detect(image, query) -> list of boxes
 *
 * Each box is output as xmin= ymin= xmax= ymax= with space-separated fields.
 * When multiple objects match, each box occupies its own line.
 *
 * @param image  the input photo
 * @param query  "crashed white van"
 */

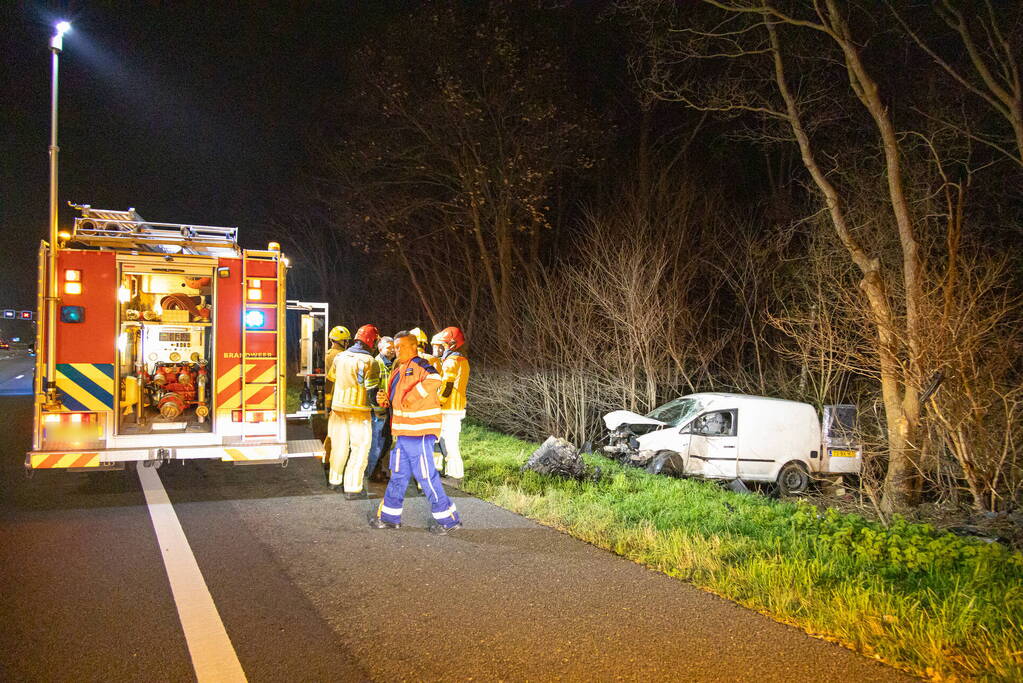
xmin=602 ymin=393 xmax=861 ymax=494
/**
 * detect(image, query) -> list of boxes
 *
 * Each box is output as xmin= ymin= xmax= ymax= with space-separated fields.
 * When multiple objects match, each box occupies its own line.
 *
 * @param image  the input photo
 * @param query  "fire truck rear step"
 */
xmin=286 ymin=439 xmax=325 ymax=458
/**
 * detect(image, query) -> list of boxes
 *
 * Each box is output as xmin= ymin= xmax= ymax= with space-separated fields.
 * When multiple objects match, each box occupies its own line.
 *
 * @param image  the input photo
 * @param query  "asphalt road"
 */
xmin=0 ymin=349 xmax=34 ymax=396
xmin=0 ymin=368 xmax=914 ymax=681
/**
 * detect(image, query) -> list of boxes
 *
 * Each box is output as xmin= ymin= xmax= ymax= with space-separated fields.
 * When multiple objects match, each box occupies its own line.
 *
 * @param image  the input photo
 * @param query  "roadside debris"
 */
xmin=523 ymin=436 xmax=601 ymax=481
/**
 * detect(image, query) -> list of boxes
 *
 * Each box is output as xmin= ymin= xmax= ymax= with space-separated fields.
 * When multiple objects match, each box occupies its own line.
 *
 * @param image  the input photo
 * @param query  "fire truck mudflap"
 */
xmin=28 ymin=205 xmax=327 ymax=470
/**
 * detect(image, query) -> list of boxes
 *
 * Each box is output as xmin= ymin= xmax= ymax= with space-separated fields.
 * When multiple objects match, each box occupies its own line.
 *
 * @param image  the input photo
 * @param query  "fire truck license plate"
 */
xmin=830 ymin=449 xmax=857 ymax=458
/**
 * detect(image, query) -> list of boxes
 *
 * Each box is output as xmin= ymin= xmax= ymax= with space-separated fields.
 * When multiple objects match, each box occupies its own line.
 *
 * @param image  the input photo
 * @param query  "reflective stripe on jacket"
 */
xmin=327 ymin=347 xmax=379 ymax=412
xmin=388 ymin=356 xmax=442 ymax=437
xmin=439 ymin=351 xmax=470 ymax=414
xmin=372 ymin=354 xmax=394 ymax=417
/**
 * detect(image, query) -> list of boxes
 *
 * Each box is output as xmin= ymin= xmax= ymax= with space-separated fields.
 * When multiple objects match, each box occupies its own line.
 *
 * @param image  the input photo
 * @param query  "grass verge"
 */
xmin=459 ymin=422 xmax=1023 ymax=681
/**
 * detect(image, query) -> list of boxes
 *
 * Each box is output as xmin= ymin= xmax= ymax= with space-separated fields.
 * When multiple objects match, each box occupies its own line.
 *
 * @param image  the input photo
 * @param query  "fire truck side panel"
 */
xmin=214 ymin=257 xmax=282 ymax=439
xmin=54 ymin=250 xmax=116 ymax=412
xmin=215 ymin=257 xmax=242 ymax=435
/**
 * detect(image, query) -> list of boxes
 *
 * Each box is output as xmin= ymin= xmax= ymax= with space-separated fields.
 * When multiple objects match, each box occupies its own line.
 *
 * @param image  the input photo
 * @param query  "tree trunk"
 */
xmin=394 ymin=239 xmax=439 ymax=331
xmin=826 ymin=0 xmax=923 ymax=507
xmin=766 ymin=16 xmax=918 ymax=511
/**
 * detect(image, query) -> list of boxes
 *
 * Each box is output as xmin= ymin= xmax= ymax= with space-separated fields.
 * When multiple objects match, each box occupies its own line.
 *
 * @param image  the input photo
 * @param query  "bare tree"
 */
xmin=316 ymin=1 xmax=601 ymax=353
xmin=893 ymin=0 xmax=1023 ymax=167
xmin=623 ymin=0 xmax=1023 ymax=510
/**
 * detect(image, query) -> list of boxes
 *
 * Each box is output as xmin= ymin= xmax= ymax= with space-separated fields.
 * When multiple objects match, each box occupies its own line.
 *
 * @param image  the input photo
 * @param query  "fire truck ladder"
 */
xmin=69 ymin=205 xmax=239 ymax=256
xmin=237 ymin=251 xmax=283 ymax=442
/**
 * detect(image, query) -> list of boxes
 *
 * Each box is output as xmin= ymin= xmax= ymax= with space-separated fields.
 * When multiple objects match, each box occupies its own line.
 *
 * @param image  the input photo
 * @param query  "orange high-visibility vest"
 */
xmin=388 ymin=356 xmax=442 ymax=437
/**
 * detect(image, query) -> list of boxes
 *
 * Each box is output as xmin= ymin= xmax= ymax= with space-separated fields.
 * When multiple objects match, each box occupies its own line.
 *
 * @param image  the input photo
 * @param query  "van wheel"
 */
xmin=777 ymin=462 xmax=809 ymax=496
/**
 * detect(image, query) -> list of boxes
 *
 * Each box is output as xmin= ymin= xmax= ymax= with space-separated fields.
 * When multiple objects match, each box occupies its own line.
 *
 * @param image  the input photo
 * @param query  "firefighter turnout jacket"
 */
xmin=439 ymin=351 xmax=470 ymax=415
xmin=328 ymin=347 xmax=379 ymax=412
xmin=388 ymin=357 xmax=442 ymax=437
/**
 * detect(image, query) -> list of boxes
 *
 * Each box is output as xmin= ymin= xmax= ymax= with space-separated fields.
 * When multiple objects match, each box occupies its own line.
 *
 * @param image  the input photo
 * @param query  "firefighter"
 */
xmin=430 ymin=332 xmax=445 ymax=363
xmin=370 ymin=331 xmax=462 ymax=534
xmin=323 ymin=325 xmax=351 ymax=406
xmin=326 ymin=324 xmax=380 ymax=497
xmin=367 ymin=335 xmax=396 ymax=481
xmin=409 ymin=327 xmax=438 ymax=367
xmin=428 ymin=330 xmax=449 ymax=471
xmin=410 ymin=327 xmax=443 ymax=470
xmin=435 ymin=326 xmax=470 ymax=481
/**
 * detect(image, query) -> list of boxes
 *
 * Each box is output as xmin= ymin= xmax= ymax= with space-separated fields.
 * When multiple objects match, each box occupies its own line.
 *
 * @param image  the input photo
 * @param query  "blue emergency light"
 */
xmin=60 ymin=305 xmax=84 ymax=323
xmin=244 ymin=309 xmax=265 ymax=329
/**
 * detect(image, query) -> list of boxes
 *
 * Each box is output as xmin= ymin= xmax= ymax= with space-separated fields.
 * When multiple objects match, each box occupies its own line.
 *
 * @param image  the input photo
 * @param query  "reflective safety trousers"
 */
xmin=327 ymin=409 xmax=372 ymax=492
xmin=439 ymin=412 xmax=464 ymax=478
xmin=377 ymin=435 xmax=460 ymax=528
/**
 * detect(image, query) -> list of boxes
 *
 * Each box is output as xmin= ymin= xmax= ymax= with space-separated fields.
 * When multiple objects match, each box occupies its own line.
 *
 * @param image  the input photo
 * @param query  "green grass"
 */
xmin=285 ymin=379 xmax=302 ymax=413
xmin=459 ymin=422 xmax=1023 ymax=681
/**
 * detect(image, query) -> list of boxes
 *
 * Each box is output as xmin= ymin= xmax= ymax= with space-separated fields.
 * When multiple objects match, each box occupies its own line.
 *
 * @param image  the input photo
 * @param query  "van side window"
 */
xmin=692 ymin=410 xmax=736 ymax=437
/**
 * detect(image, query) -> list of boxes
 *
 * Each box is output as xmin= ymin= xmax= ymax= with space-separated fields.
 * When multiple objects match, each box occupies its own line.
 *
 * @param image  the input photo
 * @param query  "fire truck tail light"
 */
xmin=231 ymin=410 xmax=277 ymax=423
xmin=64 ymin=270 xmax=82 ymax=295
xmin=41 ymin=412 xmax=105 ymax=449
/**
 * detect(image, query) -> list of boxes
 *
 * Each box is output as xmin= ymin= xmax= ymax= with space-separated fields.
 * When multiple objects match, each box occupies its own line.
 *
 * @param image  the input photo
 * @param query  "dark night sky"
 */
xmin=2 ymin=2 xmax=400 ymax=311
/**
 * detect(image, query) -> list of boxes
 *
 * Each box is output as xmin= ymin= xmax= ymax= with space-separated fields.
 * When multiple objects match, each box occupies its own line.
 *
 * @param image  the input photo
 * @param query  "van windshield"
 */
xmin=646 ymin=397 xmax=704 ymax=427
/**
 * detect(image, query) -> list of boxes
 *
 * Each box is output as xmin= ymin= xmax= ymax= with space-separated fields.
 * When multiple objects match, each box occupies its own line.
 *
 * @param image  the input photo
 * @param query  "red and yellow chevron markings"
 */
xmin=30 ymin=452 xmax=100 ymax=468
xmin=215 ymin=357 xmax=278 ymax=410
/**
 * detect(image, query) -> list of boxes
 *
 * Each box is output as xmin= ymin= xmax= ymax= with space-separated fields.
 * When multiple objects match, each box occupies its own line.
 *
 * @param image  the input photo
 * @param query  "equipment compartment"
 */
xmin=116 ymin=269 xmax=215 ymax=434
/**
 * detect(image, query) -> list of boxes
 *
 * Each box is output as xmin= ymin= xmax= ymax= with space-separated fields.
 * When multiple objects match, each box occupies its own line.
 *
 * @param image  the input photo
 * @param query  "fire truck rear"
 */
xmin=29 ymin=205 xmax=325 ymax=470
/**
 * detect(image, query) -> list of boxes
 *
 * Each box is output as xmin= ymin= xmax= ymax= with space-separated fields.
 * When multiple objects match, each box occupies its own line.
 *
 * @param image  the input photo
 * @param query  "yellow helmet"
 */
xmin=409 ymin=327 xmax=428 ymax=345
xmin=329 ymin=326 xmax=351 ymax=343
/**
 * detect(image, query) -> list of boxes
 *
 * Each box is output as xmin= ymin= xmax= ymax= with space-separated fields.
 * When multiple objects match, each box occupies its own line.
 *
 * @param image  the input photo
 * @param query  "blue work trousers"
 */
xmin=379 ymin=435 xmax=461 ymax=528
xmin=367 ymin=414 xmax=388 ymax=477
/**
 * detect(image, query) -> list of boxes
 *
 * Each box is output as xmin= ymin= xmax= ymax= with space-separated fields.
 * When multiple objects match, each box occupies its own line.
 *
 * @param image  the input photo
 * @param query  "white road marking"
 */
xmin=15 ymin=374 xmax=24 ymax=379
xmin=138 ymin=466 xmax=247 ymax=682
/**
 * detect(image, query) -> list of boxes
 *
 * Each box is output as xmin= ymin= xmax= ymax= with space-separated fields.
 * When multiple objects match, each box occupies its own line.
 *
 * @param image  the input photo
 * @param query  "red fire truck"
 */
xmin=29 ymin=205 xmax=327 ymax=470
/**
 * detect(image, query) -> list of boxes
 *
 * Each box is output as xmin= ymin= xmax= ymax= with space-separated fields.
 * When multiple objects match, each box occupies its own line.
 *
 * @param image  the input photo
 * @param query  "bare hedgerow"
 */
xmin=469 ymin=169 xmax=755 ymax=444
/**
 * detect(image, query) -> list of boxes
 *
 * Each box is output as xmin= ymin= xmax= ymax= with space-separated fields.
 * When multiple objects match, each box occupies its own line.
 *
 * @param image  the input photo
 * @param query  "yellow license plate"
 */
xmin=830 ymin=449 xmax=857 ymax=458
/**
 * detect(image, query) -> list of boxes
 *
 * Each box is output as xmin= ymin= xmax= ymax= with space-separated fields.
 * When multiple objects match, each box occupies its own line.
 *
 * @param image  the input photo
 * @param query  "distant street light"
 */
xmin=45 ymin=20 xmax=70 ymax=408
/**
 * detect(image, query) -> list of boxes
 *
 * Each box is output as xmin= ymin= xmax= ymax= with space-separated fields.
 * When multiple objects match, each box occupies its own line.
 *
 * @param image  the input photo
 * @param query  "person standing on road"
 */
xmin=435 ymin=326 xmax=470 ymax=482
xmin=370 ymin=331 xmax=462 ymax=534
xmin=367 ymin=335 xmax=395 ymax=482
xmin=410 ymin=327 xmax=438 ymax=367
xmin=322 ymin=325 xmax=351 ymax=472
xmin=326 ymin=324 xmax=380 ymax=498
xmin=323 ymin=326 xmax=351 ymax=407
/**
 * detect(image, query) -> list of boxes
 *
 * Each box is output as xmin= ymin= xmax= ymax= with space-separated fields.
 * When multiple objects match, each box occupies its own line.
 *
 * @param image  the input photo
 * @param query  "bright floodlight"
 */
xmin=56 ymin=21 xmax=71 ymax=34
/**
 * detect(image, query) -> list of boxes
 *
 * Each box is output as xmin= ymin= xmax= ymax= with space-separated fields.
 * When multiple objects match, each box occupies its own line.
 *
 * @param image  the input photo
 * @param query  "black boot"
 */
xmin=368 ymin=516 xmax=400 ymax=530
xmin=428 ymin=522 xmax=463 ymax=535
